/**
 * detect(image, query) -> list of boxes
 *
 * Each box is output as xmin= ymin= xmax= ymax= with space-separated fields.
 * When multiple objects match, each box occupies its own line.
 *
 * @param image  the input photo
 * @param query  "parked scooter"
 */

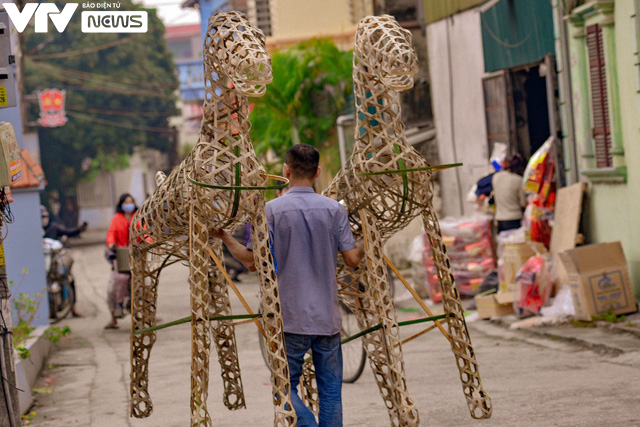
xmin=43 ymin=237 xmax=75 ymax=323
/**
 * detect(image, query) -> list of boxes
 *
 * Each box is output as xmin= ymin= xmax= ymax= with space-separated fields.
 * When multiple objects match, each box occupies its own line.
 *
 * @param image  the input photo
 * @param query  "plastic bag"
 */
xmin=540 ymin=285 xmax=575 ymax=318
xmin=490 ymin=142 xmax=507 ymax=171
xmin=513 ymin=255 xmax=552 ymax=315
xmin=523 ymin=137 xmax=553 ymax=194
xmin=424 ymin=215 xmax=495 ymax=300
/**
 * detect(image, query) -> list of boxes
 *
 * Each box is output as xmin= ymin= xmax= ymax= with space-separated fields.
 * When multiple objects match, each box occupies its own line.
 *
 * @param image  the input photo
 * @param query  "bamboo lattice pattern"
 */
xmin=321 ymin=15 xmax=493 ymax=425
xmin=129 ymin=12 xmax=295 ymax=426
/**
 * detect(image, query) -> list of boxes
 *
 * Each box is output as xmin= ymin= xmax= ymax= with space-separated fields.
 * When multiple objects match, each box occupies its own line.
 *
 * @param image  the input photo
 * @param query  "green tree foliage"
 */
xmin=250 ymin=38 xmax=353 ymax=156
xmin=22 ymin=0 xmax=178 ymax=198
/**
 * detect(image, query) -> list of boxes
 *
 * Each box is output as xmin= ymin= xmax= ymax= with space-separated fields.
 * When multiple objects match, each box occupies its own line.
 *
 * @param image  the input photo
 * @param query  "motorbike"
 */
xmin=43 ymin=237 xmax=75 ymax=323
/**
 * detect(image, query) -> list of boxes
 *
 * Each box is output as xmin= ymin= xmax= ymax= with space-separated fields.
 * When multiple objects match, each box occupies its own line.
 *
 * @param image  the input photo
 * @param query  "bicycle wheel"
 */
xmin=340 ymin=304 xmax=367 ymax=383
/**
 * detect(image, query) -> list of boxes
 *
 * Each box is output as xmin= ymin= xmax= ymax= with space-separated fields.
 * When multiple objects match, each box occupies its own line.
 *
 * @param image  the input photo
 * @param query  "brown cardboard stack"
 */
xmin=475 ymin=293 xmax=514 ymax=319
xmin=500 ymin=242 xmax=546 ymax=293
xmin=559 ymin=242 xmax=637 ymax=321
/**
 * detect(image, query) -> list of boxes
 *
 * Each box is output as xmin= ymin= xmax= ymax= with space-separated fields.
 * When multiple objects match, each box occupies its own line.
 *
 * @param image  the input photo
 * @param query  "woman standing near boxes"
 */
xmin=104 ymin=193 xmax=137 ymax=329
xmin=492 ymin=154 xmax=527 ymax=234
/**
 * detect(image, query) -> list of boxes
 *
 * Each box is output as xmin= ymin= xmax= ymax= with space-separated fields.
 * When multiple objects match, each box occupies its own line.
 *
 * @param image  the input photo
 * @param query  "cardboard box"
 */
xmin=500 ymin=242 xmax=546 ymax=293
xmin=559 ymin=242 xmax=637 ymax=321
xmin=475 ymin=293 xmax=514 ymax=319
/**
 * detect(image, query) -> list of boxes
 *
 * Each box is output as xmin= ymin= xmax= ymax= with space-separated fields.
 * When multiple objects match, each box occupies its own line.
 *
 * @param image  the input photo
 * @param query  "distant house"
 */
xmin=6 ymin=149 xmax=49 ymax=326
xmin=561 ymin=0 xmax=640 ymax=297
xmin=424 ymin=0 xmax=558 ymax=217
xmin=165 ymin=23 xmax=203 ymax=158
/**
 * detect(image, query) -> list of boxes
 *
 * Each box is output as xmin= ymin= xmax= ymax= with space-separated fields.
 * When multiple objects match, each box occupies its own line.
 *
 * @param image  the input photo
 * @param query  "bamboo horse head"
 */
xmin=328 ymin=15 xmax=435 ymax=240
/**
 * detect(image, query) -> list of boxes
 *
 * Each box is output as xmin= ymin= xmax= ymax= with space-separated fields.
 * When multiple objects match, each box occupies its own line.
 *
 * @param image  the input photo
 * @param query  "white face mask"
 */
xmin=122 ymin=203 xmax=135 ymax=213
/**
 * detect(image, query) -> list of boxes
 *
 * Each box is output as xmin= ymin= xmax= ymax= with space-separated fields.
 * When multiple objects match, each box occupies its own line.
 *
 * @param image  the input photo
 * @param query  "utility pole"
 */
xmin=0 ymin=225 xmax=20 ymax=427
xmin=10 ymin=0 xmax=27 ymax=135
xmin=0 ymin=8 xmax=25 ymax=425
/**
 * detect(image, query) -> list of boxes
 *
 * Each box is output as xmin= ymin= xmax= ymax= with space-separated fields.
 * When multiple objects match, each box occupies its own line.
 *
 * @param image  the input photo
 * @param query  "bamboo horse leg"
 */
xmin=250 ymin=211 xmax=297 ymax=426
xmin=206 ymin=240 xmax=246 ymax=410
xmin=421 ymin=210 xmax=492 ymax=419
xmin=189 ymin=206 xmax=214 ymax=425
xmin=360 ymin=209 xmax=419 ymax=427
xmin=130 ymin=248 xmax=158 ymax=418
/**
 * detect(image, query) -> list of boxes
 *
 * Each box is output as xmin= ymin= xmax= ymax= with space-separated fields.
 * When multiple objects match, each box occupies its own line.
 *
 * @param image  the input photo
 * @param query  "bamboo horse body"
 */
xmin=322 ymin=15 xmax=492 ymax=425
xmin=129 ymin=12 xmax=295 ymax=426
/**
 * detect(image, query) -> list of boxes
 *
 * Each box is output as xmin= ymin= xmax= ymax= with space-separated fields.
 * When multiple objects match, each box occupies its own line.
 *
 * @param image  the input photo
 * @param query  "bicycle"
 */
xmin=257 ymin=302 xmax=367 ymax=383
xmin=256 ymin=266 xmax=399 ymax=383
xmin=43 ymin=238 xmax=75 ymax=323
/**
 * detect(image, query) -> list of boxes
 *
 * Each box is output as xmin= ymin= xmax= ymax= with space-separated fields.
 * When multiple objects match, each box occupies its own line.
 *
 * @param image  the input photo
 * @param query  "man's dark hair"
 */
xmin=285 ymin=143 xmax=319 ymax=180
xmin=115 ymin=193 xmax=138 ymax=214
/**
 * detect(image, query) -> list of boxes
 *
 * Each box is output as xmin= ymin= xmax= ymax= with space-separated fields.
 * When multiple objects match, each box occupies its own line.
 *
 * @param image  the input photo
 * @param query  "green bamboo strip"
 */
xmin=231 ymin=144 xmax=241 ymax=218
xmin=134 ymin=313 xmax=272 ymax=335
xmin=340 ymin=313 xmax=452 ymax=345
xmin=134 ymin=312 xmax=452 ymax=340
xmin=356 ymin=162 xmax=463 ymax=176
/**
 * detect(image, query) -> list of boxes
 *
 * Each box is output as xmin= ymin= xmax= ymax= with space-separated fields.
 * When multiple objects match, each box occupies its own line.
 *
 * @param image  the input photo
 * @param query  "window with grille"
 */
xmin=586 ymin=24 xmax=612 ymax=168
xmin=253 ymin=0 xmax=272 ymax=37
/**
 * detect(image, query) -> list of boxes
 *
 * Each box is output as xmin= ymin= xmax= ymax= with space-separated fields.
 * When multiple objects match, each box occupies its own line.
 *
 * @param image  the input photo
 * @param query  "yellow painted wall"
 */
xmin=270 ymin=0 xmax=358 ymax=40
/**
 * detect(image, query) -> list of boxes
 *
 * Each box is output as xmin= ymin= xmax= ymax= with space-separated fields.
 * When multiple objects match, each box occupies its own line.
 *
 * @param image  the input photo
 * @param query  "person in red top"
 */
xmin=104 ymin=193 xmax=138 ymax=329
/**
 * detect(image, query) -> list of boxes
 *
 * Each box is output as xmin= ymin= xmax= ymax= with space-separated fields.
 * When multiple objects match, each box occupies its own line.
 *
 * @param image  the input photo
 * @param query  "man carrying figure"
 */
xmin=212 ymin=143 xmax=364 ymax=426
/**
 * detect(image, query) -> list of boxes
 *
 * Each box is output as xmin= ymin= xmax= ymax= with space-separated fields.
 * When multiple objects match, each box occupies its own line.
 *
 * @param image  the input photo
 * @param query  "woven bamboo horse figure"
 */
xmin=321 ymin=15 xmax=492 ymax=425
xmin=129 ymin=12 xmax=295 ymax=426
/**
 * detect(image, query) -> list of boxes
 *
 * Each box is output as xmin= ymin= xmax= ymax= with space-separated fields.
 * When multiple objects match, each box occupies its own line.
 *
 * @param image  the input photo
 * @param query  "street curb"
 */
xmin=484 ymin=316 xmax=631 ymax=356
xmin=15 ymin=326 xmax=53 ymax=414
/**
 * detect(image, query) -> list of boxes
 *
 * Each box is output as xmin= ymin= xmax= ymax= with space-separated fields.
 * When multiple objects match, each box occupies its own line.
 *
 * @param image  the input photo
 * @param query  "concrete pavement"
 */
xmin=25 ymin=243 xmax=640 ymax=426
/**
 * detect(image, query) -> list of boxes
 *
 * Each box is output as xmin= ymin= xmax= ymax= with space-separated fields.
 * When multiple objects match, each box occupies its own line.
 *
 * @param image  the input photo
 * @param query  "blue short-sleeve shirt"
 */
xmin=264 ymin=186 xmax=356 ymax=335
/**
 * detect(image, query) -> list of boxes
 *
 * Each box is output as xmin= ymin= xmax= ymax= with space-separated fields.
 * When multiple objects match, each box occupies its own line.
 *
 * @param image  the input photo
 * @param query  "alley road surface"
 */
xmin=27 ymin=244 xmax=639 ymax=426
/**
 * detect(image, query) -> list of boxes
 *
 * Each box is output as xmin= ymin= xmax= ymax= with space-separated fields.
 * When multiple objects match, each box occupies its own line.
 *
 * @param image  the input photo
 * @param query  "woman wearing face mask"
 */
xmin=104 ymin=193 xmax=138 ymax=329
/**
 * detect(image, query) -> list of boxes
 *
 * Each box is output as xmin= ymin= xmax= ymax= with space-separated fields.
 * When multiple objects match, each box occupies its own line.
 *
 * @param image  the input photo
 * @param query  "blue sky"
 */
xmin=138 ymin=0 xmax=200 ymax=26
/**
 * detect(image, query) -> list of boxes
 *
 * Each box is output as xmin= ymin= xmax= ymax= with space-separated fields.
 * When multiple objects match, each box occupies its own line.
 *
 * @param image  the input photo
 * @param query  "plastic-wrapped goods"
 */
xmin=490 ymin=142 xmax=507 ymax=171
xmin=513 ymin=255 xmax=553 ymax=315
xmin=523 ymin=137 xmax=553 ymax=194
xmin=423 ymin=215 xmax=496 ymax=301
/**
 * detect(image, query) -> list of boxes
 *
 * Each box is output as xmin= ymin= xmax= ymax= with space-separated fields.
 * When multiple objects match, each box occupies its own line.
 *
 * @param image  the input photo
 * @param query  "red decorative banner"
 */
xmin=37 ymin=89 xmax=68 ymax=127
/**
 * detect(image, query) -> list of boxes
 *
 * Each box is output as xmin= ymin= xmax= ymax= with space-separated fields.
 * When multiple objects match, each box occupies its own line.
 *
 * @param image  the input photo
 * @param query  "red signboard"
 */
xmin=37 ymin=89 xmax=68 ymax=127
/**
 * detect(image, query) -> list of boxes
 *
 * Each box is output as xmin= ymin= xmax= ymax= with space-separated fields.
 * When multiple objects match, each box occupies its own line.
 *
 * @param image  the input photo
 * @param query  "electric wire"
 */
xmin=26 ymin=35 xmax=139 ymax=60
xmin=27 ymin=63 xmax=170 ymax=98
xmin=29 ymin=60 xmax=179 ymax=90
xmin=67 ymin=111 xmax=175 ymax=133
xmin=0 ymin=306 xmax=16 ymax=427
xmin=0 ymin=189 xmax=14 ymax=225
xmin=65 ymin=105 xmax=174 ymax=117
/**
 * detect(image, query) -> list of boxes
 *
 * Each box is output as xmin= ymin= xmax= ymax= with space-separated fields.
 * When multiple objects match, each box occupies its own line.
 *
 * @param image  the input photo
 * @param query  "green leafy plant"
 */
xmin=44 ymin=325 xmax=72 ymax=343
xmin=250 ymin=38 xmax=353 ymax=158
xmin=16 ymin=345 xmax=30 ymax=360
xmin=10 ymin=269 xmax=43 ymax=348
xmin=591 ymin=309 xmax=626 ymax=323
xmin=21 ymin=411 xmax=36 ymax=422
xmin=11 ymin=274 xmax=72 ymax=353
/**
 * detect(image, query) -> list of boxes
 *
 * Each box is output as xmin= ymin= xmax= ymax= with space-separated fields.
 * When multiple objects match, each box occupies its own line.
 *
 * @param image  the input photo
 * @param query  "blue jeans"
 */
xmin=284 ymin=332 xmax=343 ymax=427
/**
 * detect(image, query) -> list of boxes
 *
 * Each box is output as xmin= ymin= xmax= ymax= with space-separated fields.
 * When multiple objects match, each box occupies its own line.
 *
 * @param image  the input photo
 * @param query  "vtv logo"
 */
xmin=3 ymin=3 xmax=78 ymax=33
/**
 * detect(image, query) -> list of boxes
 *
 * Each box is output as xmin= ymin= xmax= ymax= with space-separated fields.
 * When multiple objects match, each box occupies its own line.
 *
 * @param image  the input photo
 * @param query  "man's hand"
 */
xmin=210 ymin=228 xmax=256 ymax=272
xmin=209 ymin=228 xmax=225 ymax=239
